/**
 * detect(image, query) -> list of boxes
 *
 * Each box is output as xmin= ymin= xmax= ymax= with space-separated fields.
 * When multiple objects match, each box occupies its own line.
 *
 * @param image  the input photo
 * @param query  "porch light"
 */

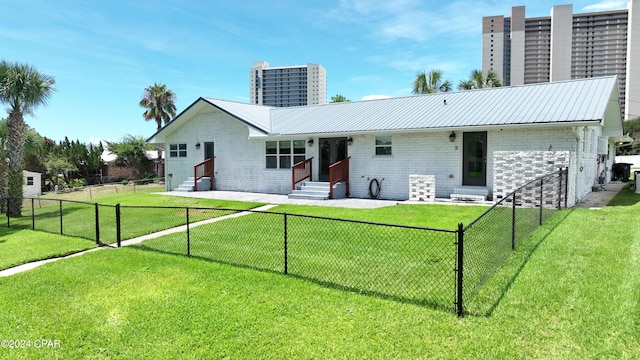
xmin=307 ymin=139 xmax=314 ymax=146
xmin=195 ymin=142 xmax=201 ymax=149
xmin=347 ymin=137 xmax=353 ymax=145
xmin=449 ymin=131 xmax=456 ymax=142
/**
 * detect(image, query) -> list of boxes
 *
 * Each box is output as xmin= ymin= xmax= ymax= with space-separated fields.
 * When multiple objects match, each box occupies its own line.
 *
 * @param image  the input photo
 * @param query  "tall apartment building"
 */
xmin=482 ymin=0 xmax=640 ymax=119
xmin=250 ymin=61 xmax=326 ymax=107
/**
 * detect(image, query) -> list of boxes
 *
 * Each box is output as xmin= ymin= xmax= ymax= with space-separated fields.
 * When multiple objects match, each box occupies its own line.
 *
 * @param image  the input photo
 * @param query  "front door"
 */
xmin=204 ymin=142 xmax=215 ymax=160
xmin=462 ymin=132 xmax=487 ymax=186
xmin=319 ymin=138 xmax=347 ymax=181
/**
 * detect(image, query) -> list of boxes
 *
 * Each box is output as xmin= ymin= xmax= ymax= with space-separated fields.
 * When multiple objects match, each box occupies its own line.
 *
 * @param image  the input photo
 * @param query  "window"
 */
xmin=266 ymin=140 xmax=305 ymax=168
xmin=169 ymin=143 xmax=187 ymax=158
xmin=26 ymin=176 xmax=34 ymax=186
xmin=375 ymin=136 xmax=392 ymax=155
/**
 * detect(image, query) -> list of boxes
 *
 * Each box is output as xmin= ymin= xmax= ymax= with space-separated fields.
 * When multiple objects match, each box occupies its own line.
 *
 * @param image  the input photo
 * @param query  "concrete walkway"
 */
xmin=574 ymin=182 xmax=626 ymax=209
xmin=157 ymin=190 xmax=401 ymax=208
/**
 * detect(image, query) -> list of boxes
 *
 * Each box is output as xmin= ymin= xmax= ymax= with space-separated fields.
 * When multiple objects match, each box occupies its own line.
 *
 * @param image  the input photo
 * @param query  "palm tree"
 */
xmin=0 ymin=119 xmax=7 ymax=213
xmin=412 ymin=69 xmax=452 ymax=94
xmin=0 ymin=61 xmax=55 ymax=217
xmin=140 ymin=83 xmax=176 ymax=178
xmin=140 ymin=83 xmax=177 ymax=132
xmin=458 ymin=69 xmax=503 ymax=90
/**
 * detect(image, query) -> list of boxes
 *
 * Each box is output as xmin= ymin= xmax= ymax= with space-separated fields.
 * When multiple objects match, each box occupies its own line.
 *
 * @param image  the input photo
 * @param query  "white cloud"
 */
xmin=582 ymin=0 xmax=627 ymax=11
xmin=361 ymin=94 xmax=391 ymax=101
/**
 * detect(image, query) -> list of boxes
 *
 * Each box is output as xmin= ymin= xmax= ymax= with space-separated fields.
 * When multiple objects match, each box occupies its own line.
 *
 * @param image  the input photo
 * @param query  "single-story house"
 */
xmin=23 ymin=170 xmax=42 ymax=197
xmin=147 ymin=76 xmax=624 ymax=207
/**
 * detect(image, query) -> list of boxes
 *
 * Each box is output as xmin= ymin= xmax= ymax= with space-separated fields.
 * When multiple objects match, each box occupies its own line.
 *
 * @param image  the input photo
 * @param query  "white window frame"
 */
xmin=169 ymin=143 xmax=187 ymax=158
xmin=375 ymin=136 xmax=392 ymax=156
xmin=266 ymin=140 xmax=306 ymax=169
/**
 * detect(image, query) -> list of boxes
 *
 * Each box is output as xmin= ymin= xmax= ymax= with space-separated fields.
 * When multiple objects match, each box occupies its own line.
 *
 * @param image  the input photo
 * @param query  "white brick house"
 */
xmin=147 ymin=77 xmax=624 ymax=206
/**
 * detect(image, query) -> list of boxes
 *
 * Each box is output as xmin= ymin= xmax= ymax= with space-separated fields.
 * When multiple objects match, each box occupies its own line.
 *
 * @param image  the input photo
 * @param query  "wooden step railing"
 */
xmin=329 ymin=157 xmax=350 ymax=199
xmin=194 ymin=157 xmax=214 ymax=191
xmin=291 ymin=157 xmax=313 ymax=190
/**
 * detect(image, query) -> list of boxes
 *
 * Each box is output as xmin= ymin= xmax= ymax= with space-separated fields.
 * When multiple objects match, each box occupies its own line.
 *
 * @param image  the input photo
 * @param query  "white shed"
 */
xmin=23 ymin=170 xmax=42 ymax=197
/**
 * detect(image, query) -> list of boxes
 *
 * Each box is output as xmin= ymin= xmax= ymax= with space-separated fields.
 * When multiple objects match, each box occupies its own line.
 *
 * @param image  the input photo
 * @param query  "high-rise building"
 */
xmin=250 ymin=61 xmax=326 ymax=107
xmin=482 ymin=1 xmax=640 ymax=119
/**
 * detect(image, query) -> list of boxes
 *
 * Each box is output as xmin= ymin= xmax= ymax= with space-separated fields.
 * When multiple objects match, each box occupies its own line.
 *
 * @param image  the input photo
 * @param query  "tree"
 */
xmin=0 ymin=119 xmax=7 ymax=213
xmin=0 ymin=60 xmax=55 ymax=217
xmin=106 ymin=135 xmax=152 ymax=179
xmin=140 ymin=83 xmax=177 ymax=131
xmin=330 ymin=94 xmax=351 ymax=103
xmin=618 ymin=117 xmax=640 ymax=155
xmin=412 ymin=69 xmax=452 ymax=94
xmin=140 ymin=82 xmax=176 ymax=177
xmin=43 ymin=156 xmax=77 ymax=191
xmin=458 ymin=69 xmax=503 ymax=90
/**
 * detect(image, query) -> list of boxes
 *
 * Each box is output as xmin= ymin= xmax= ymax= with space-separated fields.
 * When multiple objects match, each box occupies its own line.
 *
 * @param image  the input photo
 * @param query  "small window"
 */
xmin=169 ymin=143 xmax=187 ymax=158
xmin=375 ymin=136 xmax=392 ymax=155
xmin=26 ymin=176 xmax=34 ymax=186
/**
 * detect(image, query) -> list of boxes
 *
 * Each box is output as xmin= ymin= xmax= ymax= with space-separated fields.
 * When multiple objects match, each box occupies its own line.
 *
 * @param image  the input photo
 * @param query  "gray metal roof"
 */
xmin=150 ymin=76 xmax=619 ymax=142
xmin=202 ymin=98 xmax=273 ymax=133
xmin=269 ymin=76 xmax=619 ymax=135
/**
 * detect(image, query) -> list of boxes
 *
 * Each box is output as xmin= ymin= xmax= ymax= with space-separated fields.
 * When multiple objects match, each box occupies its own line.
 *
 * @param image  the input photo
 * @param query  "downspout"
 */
xmin=572 ymin=126 xmax=582 ymax=205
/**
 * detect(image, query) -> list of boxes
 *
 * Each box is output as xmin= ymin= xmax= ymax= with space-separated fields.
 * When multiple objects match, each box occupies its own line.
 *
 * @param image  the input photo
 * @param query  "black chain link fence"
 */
xmin=2 ymin=168 xmax=569 ymax=316
xmin=459 ymin=168 xmax=568 ymax=315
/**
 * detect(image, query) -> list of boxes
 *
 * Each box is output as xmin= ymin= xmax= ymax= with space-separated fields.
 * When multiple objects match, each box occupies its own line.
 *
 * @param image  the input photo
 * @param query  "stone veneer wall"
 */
xmin=409 ymin=175 xmax=435 ymax=202
xmin=493 ymin=151 xmax=575 ymax=206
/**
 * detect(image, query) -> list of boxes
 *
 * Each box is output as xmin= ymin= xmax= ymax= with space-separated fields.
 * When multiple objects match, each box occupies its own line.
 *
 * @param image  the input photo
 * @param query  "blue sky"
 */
xmin=1 ymin=0 xmax=628 ymax=144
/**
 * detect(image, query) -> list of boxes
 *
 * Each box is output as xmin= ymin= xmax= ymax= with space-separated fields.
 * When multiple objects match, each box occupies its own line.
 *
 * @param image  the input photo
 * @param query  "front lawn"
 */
xmin=0 ymin=227 xmax=94 ymax=271
xmin=0 ymin=186 xmax=638 ymax=360
xmin=0 ymin=190 xmax=637 ymax=358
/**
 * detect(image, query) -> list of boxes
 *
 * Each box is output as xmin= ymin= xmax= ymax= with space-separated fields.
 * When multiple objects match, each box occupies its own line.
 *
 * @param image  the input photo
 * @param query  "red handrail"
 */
xmin=292 ymin=157 xmax=313 ymax=190
xmin=329 ymin=157 xmax=350 ymax=199
xmin=194 ymin=157 xmax=214 ymax=191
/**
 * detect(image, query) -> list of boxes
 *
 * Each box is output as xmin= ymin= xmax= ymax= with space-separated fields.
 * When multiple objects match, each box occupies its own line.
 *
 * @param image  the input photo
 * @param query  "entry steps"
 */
xmin=288 ymin=181 xmax=347 ymax=200
xmin=174 ymin=177 xmax=212 ymax=192
xmin=450 ymin=186 xmax=490 ymax=201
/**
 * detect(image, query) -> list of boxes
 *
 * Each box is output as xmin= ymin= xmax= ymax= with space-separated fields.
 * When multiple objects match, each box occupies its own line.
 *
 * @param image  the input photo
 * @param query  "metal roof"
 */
xmin=150 ymin=76 xmax=620 ymax=142
xmin=269 ymin=76 xmax=619 ymax=135
xmin=202 ymin=98 xmax=273 ymax=133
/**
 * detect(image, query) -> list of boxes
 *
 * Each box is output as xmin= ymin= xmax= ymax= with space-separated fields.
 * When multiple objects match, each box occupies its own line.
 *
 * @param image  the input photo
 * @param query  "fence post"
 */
xmin=31 ymin=198 xmax=35 ymax=230
xmin=511 ymin=192 xmax=516 ymax=250
xmin=116 ymin=204 xmax=121 ymax=248
xmin=186 ymin=207 xmax=191 ymax=257
xmin=95 ymin=203 xmax=100 ymax=245
xmin=557 ymin=168 xmax=563 ymax=210
xmin=564 ymin=168 xmax=569 ymax=208
xmin=284 ymin=213 xmax=288 ymax=275
xmin=539 ymin=179 xmax=544 ymax=225
xmin=6 ymin=198 xmax=9 ymax=227
xmin=456 ymin=222 xmax=464 ymax=317
xmin=59 ymin=200 xmax=63 ymax=235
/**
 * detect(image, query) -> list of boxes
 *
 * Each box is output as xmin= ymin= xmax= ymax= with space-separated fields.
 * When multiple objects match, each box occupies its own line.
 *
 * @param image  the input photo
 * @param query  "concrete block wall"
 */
xmin=493 ymin=151 xmax=574 ymax=207
xmin=409 ymin=175 xmax=436 ymax=202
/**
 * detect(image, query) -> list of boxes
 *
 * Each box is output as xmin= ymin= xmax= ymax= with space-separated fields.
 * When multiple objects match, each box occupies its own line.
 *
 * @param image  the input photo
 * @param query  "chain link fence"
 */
xmin=459 ymin=168 xmax=568 ymax=315
xmin=2 ymin=168 xmax=569 ymax=316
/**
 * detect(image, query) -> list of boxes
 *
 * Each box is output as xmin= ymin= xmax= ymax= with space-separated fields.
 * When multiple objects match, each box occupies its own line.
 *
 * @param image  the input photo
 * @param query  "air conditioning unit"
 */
xmin=597 ymin=136 xmax=608 ymax=155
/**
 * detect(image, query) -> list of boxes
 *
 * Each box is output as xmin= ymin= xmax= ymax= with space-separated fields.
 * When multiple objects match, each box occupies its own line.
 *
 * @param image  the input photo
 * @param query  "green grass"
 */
xmin=0 ymin=186 xmax=638 ymax=359
xmin=135 ymin=203 xmax=488 ymax=310
xmin=0 ymin=189 xmax=265 ymax=269
xmin=272 ymin=203 xmax=488 ymax=229
xmin=0 ymin=227 xmax=95 ymax=271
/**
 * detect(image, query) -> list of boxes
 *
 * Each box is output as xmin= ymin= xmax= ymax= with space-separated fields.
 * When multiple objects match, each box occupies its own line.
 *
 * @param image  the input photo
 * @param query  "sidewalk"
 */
xmin=573 ymin=182 xmax=625 ymax=209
